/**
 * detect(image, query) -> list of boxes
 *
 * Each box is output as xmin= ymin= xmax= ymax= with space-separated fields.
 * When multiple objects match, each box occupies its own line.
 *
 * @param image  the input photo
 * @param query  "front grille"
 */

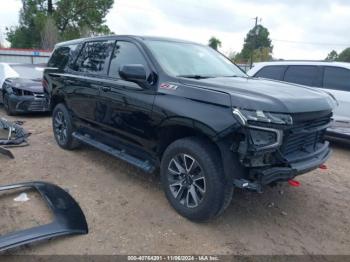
xmin=18 ymin=99 xmax=49 ymax=112
xmin=281 ymin=114 xmax=331 ymax=156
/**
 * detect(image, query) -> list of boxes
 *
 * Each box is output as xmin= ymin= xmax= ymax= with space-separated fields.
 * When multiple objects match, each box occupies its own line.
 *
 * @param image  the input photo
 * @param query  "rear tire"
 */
xmin=160 ymin=137 xmax=233 ymax=221
xmin=52 ymin=103 xmax=80 ymax=150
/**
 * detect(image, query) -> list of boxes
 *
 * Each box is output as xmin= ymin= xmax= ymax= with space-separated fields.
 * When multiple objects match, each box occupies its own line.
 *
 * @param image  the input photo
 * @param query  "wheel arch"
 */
xmin=50 ymin=94 xmax=66 ymax=111
xmin=156 ymin=120 xmax=219 ymax=159
xmin=156 ymin=121 xmax=246 ymax=182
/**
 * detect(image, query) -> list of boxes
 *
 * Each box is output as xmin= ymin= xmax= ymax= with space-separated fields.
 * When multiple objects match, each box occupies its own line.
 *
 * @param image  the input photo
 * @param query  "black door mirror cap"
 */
xmin=119 ymin=64 xmax=147 ymax=84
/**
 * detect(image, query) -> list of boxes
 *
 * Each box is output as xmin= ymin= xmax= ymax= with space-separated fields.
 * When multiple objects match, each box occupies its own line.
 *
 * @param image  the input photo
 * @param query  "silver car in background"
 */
xmin=248 ymin=61 xmax=350 ymax=139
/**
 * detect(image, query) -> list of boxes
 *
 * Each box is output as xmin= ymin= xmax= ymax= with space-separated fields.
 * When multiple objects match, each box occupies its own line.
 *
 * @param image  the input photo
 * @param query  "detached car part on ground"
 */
xmin=0 ymin=63 xmax=50 ymax=115
xmin=45 ymin=35 xmax=337 ymax=221
xmin=0 ymin=181 xmax=88 ymax=252
xmin=0 ymin=118 xmax=30 ymax=159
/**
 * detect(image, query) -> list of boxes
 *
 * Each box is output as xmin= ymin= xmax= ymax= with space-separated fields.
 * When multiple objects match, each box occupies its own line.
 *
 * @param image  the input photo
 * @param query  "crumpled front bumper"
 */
xmin=233 ymin=141 xmax=331 ymax=192
xmin=255 ymin=142 xmax=331 ymax=186
xmin=7 ymin=94 xmax=50 ymax=113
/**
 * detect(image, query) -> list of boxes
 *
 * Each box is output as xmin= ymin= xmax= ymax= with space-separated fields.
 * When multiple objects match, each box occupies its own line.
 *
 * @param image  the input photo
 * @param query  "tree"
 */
xmin=7 ymin=0 xmax=113 ymax=49
xmin=41 ymin=17 xmax=59 ymax=49
xmin=252 ymin=47 xmax=272 ymax=62
xmin=235 ymin=24 xmax=273 ymax=64
xmin=337 ymin=48 xmax=350 ymax=62
xmin=54 ymin=0 xmax=114 ymax=39
xmin=208 ymin=37 xmax=222 ymax=50
xmin=325 ymin=50 xmax=338 ymax=61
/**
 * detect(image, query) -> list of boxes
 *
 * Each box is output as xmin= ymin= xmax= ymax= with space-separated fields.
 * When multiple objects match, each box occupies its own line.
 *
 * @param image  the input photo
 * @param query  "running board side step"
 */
xmin=72 ymin=132 xmax=155 ymax=173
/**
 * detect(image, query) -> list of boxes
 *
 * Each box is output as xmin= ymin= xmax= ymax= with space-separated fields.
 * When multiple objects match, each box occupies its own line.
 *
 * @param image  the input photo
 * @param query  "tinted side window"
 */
xmin=109 ymin=41 xmax=149 ymax=78
xmin=48 ymin=44 xmax=78 ymax=69
xmin=255 ymin=66 xmax=286 ymax=80
xmin=284 ymin=65 xmax=321 ymax=87
xmin=323 ymin=67 xmax=350 ymax=91
xmin=74 ymin=41 xmax=114 ymax=74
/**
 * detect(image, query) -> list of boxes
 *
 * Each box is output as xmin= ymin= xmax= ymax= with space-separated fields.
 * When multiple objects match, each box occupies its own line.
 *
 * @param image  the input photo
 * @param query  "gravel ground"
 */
xmin=0 ymin=110 xmax=349 ymax=255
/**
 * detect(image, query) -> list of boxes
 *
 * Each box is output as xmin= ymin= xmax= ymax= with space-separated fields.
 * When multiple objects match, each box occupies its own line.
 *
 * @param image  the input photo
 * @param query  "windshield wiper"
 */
xmin=177 ymin=75 xmax=214 ymax=79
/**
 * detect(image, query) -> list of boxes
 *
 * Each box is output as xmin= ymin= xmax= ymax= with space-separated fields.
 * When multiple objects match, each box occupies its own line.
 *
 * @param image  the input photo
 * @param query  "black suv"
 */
xmin=44 ymin=35 xmax=336 ymax=221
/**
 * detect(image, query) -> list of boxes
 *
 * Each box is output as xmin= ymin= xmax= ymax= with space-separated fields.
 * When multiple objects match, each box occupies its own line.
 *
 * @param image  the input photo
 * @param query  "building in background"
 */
xmin=0 ymin=48 xmax=51 ymax=64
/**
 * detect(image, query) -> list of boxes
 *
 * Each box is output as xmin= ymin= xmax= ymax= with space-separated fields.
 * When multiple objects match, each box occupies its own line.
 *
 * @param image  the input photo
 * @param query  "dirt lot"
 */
xmin=0 ymin=109 xmax=349 ymax=255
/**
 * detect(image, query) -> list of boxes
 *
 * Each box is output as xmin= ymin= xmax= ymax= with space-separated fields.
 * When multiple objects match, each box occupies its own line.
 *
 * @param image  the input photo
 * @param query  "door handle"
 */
xmin=101 ymin=86 xmax=111 ymax=92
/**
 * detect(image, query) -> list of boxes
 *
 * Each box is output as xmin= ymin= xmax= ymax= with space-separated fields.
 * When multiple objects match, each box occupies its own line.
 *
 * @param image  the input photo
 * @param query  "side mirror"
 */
xmin=119 ymin=64 xmax=147 ymax=84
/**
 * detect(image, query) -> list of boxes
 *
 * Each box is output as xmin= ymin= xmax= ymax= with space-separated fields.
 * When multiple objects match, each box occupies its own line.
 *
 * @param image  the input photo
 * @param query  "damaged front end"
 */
xmin=0 ymin=181 xmax=88 ymax=252
xmin=0 ymin=118 xmax=30 ymax=159
xmin=230 ymin=109 xmax=332 ymax=192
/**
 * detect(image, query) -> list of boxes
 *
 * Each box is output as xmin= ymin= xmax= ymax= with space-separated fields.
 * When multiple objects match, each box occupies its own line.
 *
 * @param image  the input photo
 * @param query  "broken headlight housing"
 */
xmin=233 ymin=108 xmax=293 ymax=126
xmin=233 ymin=108 xmax=287 ymax=150
xmin=248 ymin=126 xmax=283 ymax=149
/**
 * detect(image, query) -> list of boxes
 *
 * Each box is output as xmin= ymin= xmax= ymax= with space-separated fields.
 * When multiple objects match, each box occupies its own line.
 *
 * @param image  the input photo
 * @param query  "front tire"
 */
xmin=3 ymin=94 xmax=15 ymax=116
xmin=161 ymin=137 xmax=233 ymax=221
xmin=52 ymin=103 xmax=80 ymax=150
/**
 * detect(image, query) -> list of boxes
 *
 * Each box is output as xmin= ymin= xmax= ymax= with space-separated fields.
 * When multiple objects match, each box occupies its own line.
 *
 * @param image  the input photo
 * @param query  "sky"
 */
xmin=1 ymin=0 xmax=350 ymax=60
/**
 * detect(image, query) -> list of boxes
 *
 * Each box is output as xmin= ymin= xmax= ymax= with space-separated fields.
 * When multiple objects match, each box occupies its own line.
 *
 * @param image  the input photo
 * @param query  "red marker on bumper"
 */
xmin=288 ymin=179 xmax=300 ymax=187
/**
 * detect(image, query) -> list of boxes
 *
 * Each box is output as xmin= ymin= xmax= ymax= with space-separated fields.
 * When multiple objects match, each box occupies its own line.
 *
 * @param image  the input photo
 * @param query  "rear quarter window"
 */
xmin=48 ymin=44 xmax=80 ymax=69
xmin=284 ymin=65 xmax=322 ymax=87
xmin=323 ymin=66 xmax=350 ymax=92
xmin=255 ymin=65 xmax=287 ymax=80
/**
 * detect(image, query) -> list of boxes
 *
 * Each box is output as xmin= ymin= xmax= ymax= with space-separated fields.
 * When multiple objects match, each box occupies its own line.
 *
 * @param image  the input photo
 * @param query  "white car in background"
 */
xmin=248 ymin=61 xmax=350 ymax=139
xmin=0 ymin=63 xmax=20 ymax=88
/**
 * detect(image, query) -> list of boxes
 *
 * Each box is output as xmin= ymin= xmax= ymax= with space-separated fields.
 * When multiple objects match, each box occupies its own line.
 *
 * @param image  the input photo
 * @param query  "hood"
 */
xmin=6 ymin=78 xmax=44 ymax=93
xmin=181 ymin=76 xmax=336 ymax=113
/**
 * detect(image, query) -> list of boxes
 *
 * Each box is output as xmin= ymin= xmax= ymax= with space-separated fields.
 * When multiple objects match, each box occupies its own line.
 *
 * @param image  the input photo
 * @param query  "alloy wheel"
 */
xmin=54 ymin=110 xmax=68 ymax=144
xmin=167 ymin=153 xmax=206 ymax=208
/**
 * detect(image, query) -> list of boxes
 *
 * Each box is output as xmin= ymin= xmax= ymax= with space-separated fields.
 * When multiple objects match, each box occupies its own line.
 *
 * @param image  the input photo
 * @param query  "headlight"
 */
xmin=233 ymin=108 xmax=293 ymax=126
xmin=249 ymin=126 xmax=282 ymax=149
xmin=11 ymin=87 xmax=23 ymax=96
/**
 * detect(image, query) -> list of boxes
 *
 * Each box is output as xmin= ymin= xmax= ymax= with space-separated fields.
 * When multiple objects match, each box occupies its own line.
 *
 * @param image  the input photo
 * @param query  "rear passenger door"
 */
xmin=96 ymin=40 xmax=156 ymax=153
xmin=322 ymin=66 xmax=350 ymax=122
xmin=283 ymin=65 xmax=323 ymax=87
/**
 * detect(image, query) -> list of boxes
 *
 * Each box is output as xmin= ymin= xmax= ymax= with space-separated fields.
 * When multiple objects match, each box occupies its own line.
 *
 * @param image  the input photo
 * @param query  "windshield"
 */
xmin=10 ymin=65 xmax=43 ymax=80
xmin=145 ymin=40 xmax=246 ymax=78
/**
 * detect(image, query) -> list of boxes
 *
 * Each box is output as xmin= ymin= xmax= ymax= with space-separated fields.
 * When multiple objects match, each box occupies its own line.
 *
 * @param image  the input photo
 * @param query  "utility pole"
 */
xmin=48 ymin=0 xmax=53 ymax=15
xmin=250 ymin=16 xmax=259 ymax=68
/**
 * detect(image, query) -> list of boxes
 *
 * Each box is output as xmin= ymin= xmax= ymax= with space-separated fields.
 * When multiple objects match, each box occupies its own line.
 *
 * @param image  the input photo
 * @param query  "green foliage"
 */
xmin=337 ymin=48 xmax=350 ymax=62
xmin=252 ymin=47 xmax=272 ymax=62
xmin=325 ymin=50 xmax=338 ymax=61
xmin=208 ymin=37 xmax=222 ymax=50
xmin=234 ymin=25 xmax=273 ymax=63
xmin=6 ymin=0 xmax=114 ymax=49
xmin=325 ymin=48 xmax=350 ymax=62
xmin=54 ymin=0 xmax=113 ymax=39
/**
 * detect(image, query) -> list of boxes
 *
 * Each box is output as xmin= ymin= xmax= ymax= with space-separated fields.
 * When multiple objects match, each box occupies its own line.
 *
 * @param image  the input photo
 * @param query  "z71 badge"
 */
xmin=159 ymin=83 xmax=178 ymax=90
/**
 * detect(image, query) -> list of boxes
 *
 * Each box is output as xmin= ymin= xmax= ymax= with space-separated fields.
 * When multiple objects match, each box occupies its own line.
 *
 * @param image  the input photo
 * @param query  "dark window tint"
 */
xmin=255 ymin=66 xmax=286 ymax=80
xmin=323 ymin=67 xmax=350 ymax=91
xmin=48 ymin=44 xmax=78 ymax=69
xmin=74 ymin=41 xmax=114 ymax=74
xmin=109 ymin=41 xmax=148 ymax=78
xmin=284 ymin=65 xmax=321 ymax=87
